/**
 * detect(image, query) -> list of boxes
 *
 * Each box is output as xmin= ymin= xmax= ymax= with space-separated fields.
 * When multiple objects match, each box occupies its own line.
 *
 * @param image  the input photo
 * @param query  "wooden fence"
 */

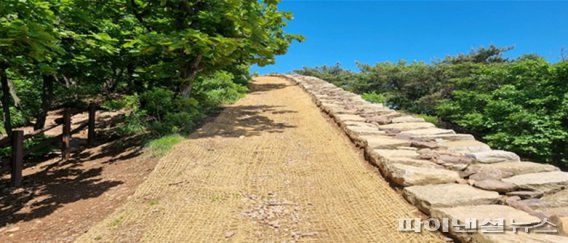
xmin=1 ymin=103 xmax=97 ymax=187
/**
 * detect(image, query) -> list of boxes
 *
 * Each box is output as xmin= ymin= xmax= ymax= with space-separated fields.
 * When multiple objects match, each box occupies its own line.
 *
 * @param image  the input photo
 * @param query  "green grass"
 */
xmin=146 ymin=134 xmax=184 ymax=157
xmin=415 ymin=114 xmax=441 ymax=126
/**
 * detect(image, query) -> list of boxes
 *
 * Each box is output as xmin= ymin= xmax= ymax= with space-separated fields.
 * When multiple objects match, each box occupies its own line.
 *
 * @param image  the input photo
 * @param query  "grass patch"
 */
xmin=148 ymin=199 xmax=160 ymax=206
xmin=415 ymin=114 xmax=441 ymax=126
xmin=146 ymin=134 xmax=184 ymax=157
xmin=108 ymin=215 xmax=125 ymax=228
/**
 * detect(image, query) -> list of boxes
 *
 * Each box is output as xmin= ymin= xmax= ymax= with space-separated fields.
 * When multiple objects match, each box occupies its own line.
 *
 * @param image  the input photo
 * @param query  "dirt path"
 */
xmin=78 ymin=77 xmax=443 ymax=242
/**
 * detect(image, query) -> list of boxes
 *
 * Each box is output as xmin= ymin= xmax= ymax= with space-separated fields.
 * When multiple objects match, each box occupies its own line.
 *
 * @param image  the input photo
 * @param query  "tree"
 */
xmin=124 ymin=0 xmax=302 ymax=98
xmin=0 ymin=0 xmax=60 ymax=137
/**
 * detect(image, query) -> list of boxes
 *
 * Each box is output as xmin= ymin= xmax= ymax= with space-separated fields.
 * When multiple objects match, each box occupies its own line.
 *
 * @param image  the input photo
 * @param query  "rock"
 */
xmin=342 ymin=120 xmax=374 ymax=128
xmin=524 ymin=190 xmax=568 ymax=217
xmin=456 ymin=178 xmax=468 ymax=184
xmin=469 ymin=161 xmax=559 ymax=177
xmin=363 ymin=136 xmax=412 ymax=149
xmin=432 ymin=205 xmax=541 ymax=227
xmin=378 ymin=122 xmax=436 ymax=132
xmin=224 ymin=231 xmax=236 ymax=238
xmin=368 ymin=149 xmax=419 ymax=159
xmin=333 ymin=114 xmax=366 ymax=122
xmin=432 ymin=205 xmax=541 ymax=242
xmin=410 ymin=140 xmax=438 ymax=149
xmin=505 ymin=197 xmax=545 ymax=219
xmin=416 ymin=148 xmax=438 ymax=160
xmin=345 ymin=126 xmax=385 ymax=146
xmin=397 ymin=146 xmax=417 ymax=151
xmin=403 ymin=184 xmax=500 ymax=214
xmin=540 ymin=189 xmax=568 ymax=207
xmin=437 ymin=154 xmax=473 ymax=164
xmin=438 ymin=140 xmax=491 ymax=153
xmin=365 ymin=116 xmax=391 ymax=125
xmin=400 ymin=133 xmax=474 ymax=142
xmin=383 ymin=164 xmax=460 ymax=187
xmin=551 ymin=215 xmax=568 ymax=236
xmin=367 ymin=149 xmax=436 ymax=170
xmin=396 ymin=128 xmax=455 ymax=139
xmin=6 ymin=227 xmax=20 ymax=233
xmin=390 ymin=116 xmax=425 ymax=123
xmin=472 ymin=231 xmax=568 ymax=243
xmin=474 ymin=179 xmax=517 ymax=193
xmin=503 ymin=171 xmax=568 ymax=194
xmin=506 ymin=191 xmax=544 ymax=199
xmin=466 ymin=150 xmax=521 ymax=163
xmin=469 ymin=169 xmax=514 ymax=181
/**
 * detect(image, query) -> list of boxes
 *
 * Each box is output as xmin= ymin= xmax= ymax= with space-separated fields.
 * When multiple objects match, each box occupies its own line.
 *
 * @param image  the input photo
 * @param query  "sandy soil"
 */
xmin=77 ymin=76 xmax=443 ymax=242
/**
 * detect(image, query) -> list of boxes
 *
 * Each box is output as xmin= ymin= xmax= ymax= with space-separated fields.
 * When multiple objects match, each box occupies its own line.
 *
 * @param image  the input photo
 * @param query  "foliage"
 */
xmin=361 ymin=92 xmax=387 ymax=104
xmin=0 ymin=0 xmax=300 ymax=151
xmin=296 ymin=47 xmax=568 ymax=168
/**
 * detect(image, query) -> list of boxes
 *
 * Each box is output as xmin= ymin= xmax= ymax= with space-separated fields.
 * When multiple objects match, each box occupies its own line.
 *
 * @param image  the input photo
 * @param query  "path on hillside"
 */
xmin=78 ymin=77 xmax=442 ymax=242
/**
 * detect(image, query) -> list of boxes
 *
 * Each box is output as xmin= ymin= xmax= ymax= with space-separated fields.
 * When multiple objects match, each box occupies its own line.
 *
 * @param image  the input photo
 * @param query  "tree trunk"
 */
xmin=0 ymin=66 xmax=13 ymax=140
xmin=180 ymin=54 xmax=203 ymax=99
xmin=34 ymin=75 xmax=55 ymax=130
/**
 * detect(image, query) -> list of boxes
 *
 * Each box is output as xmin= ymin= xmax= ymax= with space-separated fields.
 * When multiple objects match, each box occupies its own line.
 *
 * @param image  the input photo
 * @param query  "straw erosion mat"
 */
xmin=77 ymin=76 xmax=442 ymax=242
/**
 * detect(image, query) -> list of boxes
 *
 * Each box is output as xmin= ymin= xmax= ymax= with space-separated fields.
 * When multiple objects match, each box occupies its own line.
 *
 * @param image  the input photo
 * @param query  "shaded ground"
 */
xmin=0 ymin=110 xmax=157 ymax=242
xmin=78 ymin=76 xmax=443 ymax=242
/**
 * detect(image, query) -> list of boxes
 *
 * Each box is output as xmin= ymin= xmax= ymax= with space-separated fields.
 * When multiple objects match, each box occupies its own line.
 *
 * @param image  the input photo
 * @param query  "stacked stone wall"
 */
xmin=278 ymin=74 xmax=568 ymax=242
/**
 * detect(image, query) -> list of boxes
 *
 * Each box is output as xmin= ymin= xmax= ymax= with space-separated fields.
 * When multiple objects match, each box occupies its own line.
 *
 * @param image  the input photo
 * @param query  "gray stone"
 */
xmin=467 ymin=150 xmax=521 ymax=163
xmin=432 ymin=205 xmax=541 ymax=228
xmin=474 ymin=179 xmax=517 ymax=193
xmin=345 ymin=125 xmax=385 ymax=147
xmin=468 ymin=161 xmax=559 ymax=177
xmin=506 ymin=191 xmax=544 ymax=199
xmin=363 ymin=136 xmax=412 ymax=149
xmin=551 ymin=216 xmax=568 ymax=236
xmin=390 ymin=116 xmax=425 ymax=123
xmin=396 ymin=128 xmax=455 ymax=139
xmin=378 ymin=122 xmax=436 ymax=132
xmin=410 ymin=140 xmax=438 ymax=149
xmin=399 ymin=133 xmax=474 ymax=142
xmin=432 ymin=205 xmax=542 ymax=242
xmin=469 ymin=169 xmax=514 ymax=181
xmin=383 ymin=163 xmax=460 ymax=187
xmin=367 ymin=149 xmax=419 ymax=160
xmin=438 ymin=140 xmax=491 ymax=153
xmin=333 ymin=114 xmax=366 ymax=122
xmin=403 ymin=184 xmax=500 ymax=214
xmin=503 ymin=171 xmax=568 ymax=194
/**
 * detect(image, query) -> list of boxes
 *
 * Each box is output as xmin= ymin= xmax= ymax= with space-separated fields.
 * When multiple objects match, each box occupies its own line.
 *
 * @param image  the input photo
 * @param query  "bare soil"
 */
xmin=0 ymin=109 xmax=158 ymax=242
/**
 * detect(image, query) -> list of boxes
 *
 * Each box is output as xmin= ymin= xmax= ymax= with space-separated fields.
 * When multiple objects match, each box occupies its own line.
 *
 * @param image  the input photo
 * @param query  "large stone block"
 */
xmin=390 ymin=115 xmax=425 ymax=123
xmin=467 ymin=150 xmax=521 ymax=163
xmin=378 ymin=122 xmax=436 ymax=132
xmin=503 ymin=171 xmax=568 ymax=194
xmin=333 ymin=114 xmax=366 ymax=122
xmin=363 ymin=136 xmax=412 ymax=149
xmin=468 ymin=161 xmax=559 ymax=177
xmin=432 ymin=205 xmax=541 ymax=242
xmin=383 ymin=164 xmax=459 ymax=187
xmin=438 ymin=140 xmax=491 ymax=153
xmin=403 ymin=184 xmax=500 ymax=214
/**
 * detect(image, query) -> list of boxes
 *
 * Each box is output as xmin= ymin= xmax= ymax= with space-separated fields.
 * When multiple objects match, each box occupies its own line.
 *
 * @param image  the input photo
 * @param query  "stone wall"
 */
xmin=280 ymin=74 xmax=568 ymax=242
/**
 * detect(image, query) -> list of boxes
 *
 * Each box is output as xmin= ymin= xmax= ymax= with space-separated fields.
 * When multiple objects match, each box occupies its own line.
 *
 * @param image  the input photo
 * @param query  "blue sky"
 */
xmin=252 ymin=0 xmax=568 ymax=74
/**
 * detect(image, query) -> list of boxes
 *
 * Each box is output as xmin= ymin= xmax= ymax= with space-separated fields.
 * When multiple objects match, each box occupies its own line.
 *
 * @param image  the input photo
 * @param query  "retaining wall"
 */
xmin=279 ymin=74 xmax=568 ymax=242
